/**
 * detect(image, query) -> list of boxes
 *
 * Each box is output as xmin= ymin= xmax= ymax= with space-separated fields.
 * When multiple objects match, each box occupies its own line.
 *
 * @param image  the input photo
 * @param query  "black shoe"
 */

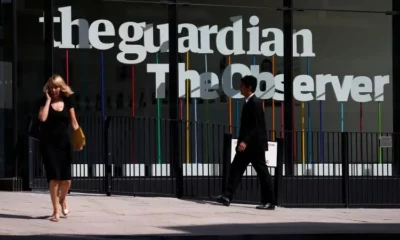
xmin=256 ymin=203 xmax=275 ymax=210
xmin=212 ymin=195 xmax=230 ymax=206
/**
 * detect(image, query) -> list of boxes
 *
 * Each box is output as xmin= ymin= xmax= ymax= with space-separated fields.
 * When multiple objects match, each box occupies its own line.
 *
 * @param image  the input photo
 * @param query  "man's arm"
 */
xmin=242 ymin=101 xmax=264 ymax=145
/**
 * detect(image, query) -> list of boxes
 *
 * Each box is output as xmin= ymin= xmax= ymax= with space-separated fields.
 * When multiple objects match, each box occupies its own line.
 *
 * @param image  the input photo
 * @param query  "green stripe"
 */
xmin=156 ymin=53 xmax=162 ymax=164
xmin=205 ymin=100 xmax=209 ymax=163
xmin=378 ymin=102 xmax=382 ymax=164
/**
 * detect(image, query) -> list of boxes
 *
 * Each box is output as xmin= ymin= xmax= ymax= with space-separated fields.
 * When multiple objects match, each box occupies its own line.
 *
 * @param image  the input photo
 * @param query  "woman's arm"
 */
xmin=69 ymin=108 xmax=80 ymax=131
xmin=38 ymin=98 xmax=51 ymax=122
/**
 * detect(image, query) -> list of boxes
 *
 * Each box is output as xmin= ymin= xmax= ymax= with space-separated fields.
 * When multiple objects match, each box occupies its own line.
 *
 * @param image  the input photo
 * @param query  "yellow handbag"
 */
xmin=72 ymin=127 xmax=86 ymax=151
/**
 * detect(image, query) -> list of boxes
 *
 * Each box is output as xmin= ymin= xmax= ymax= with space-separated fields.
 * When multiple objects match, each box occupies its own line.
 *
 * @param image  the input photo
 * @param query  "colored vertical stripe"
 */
xmin=301 ymin=58 xmax=305 ymax=164
xmin=131 ymin=66 xmax=135 ymax=117
xmin=261 ymin=56 xmax=265 ymax=109
xmin=291 ymin=30 xmax=296 ymax=163
xmin=179 ymin=54 xmax=183 ymax=120
xmin=179 ymin=100 xmax=183 ymax=119
xmin=307 ymin=58 xmax=312 ymax=164
xmin=260 ymin=56 xmax=264 ymax=110
xmin=156 ymin=53 xmax=162 ymax=164
xmin=204 ymin=54 xmax=209 ymax=163
xmin=234 ymin=55 xmax=239 ymax=137
xmin=340 ymin=103 xmax=344 ymax=132
xmin=194 ymin=87 xmax=198 ymax=164
xmin=101 ymin=52 xmax=105 ymax=117
xmin=319 ymin=100 xmax=323 ymax=163
xmin=83 ymin=51 xmax=88 ymax=164
xmin=248 ymin=56 xmax=257 ymax=138
xmin=301 ymin=100 xmax=305 ymax=164
xmin=131 ymin=65 xmax=135 ymax=164
xmin=281 ymin=102 xmax=284 ymax=138
xmin=378 ymin=102 xmax=382 ymax=164
xmin=81 ymin=52 xmax=90 ymax=163
xmin=280 ymin=57 xmax=284 ymax=139
xmin=272 ymin=56 xmax=276 ymax=141
xmin=82 ymin=51 xmax=86 ymax=101
xmin=191 ymin=51 xmax=198 ymax=164
xmin=236 ymin=98 xmax=239 ymax=137
xmin=228 ymin=56 xmax=232 ymax=133
xmin=186 ymin=52 xmax=190 ymax=164
xmin=360 ymin=103 xmax=363 ymax=163
xmin=66 ymin=50 xmax=69 ymax=85
xmin=293 ymin=96 xmax=296 ymax=163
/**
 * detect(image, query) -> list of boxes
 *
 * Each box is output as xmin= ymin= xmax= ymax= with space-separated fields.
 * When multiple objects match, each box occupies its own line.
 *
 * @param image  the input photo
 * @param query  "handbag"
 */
xmin=28 ymin=117 xmax=41 ymax=140
xmin=71 ymin=127 xmax=86 ymax=151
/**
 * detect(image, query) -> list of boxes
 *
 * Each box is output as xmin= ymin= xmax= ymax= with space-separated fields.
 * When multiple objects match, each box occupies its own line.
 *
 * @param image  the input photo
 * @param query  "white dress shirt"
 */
xmin=245 ymin=93 xmax=255 ymax=103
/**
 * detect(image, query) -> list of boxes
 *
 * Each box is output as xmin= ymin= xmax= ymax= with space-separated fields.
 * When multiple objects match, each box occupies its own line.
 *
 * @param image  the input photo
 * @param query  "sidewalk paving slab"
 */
xmin=0 ymin=192 xmax=399 ymax=239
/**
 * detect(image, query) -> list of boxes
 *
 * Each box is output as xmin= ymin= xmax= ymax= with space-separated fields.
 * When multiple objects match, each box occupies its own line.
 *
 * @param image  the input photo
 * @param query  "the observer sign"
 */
xmin=39 ymin=6 xmax=390 ymax=103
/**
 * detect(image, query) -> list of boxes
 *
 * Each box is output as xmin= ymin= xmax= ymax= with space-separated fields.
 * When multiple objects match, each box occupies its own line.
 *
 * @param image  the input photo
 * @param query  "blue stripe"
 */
xmin=307 ymin=58 xmax=312 ymax=164
xmin=101 ymin=52 xmax=105 ymax=117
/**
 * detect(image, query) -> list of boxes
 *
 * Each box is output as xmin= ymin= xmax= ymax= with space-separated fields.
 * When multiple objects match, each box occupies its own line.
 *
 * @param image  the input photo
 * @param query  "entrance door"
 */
xmin=0 ymin=0 xmax=14 ymax=178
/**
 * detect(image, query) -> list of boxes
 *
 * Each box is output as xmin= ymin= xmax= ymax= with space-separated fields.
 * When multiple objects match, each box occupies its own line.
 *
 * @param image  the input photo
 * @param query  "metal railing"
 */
xmin=28 ymin=115 xmax=400 ymax=207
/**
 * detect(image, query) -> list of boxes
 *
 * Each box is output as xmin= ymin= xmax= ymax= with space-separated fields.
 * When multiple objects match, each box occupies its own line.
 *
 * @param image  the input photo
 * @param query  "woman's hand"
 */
xmin=38 ymin=93 xmax=51 ymax=122
xmin=45 ymin=90 xmax=51 ymax=101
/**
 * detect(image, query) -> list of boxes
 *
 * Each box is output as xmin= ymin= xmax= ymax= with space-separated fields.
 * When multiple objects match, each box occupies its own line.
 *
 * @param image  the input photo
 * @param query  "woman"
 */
xmin=38 ymin=74 xmax=83 ymax=222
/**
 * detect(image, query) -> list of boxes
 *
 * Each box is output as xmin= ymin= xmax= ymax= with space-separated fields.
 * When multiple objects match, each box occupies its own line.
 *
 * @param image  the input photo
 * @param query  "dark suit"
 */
xmin=225 ymin=95 xmax=275 ymax=204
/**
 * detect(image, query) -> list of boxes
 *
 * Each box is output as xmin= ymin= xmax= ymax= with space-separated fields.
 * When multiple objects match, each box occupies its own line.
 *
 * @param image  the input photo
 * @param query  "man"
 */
xmin=213 ymin=75 xmax=275 ymax=210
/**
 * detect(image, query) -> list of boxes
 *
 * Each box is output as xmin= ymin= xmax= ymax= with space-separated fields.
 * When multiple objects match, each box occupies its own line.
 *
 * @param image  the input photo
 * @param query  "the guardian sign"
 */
xmin=39 ymin=6 xmax=390 ymax=103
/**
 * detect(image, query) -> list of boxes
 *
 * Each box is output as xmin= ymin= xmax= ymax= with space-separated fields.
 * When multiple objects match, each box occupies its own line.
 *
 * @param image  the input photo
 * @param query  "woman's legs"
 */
xmin=49 ymin=180 xmax=60 ymax=221
xmin=59 ymin=180 xmax=71 ymax=215
xmin=59 ymin=180 xmax=71 ymax=199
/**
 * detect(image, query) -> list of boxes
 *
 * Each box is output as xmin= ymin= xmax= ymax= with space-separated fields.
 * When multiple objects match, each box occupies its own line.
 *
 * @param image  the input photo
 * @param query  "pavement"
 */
xmin=0 ymin=192 xmax=400 ymax=240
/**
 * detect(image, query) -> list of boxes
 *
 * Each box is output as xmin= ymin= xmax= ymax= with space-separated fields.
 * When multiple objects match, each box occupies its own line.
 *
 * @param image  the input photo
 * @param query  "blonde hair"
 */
xmin=43 ymin=74 xmax=74 ymax=97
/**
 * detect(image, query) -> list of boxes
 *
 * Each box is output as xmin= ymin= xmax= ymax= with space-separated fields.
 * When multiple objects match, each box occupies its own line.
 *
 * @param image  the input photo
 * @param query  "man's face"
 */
xmin=240 ymin=82 xmax=251 ymax=97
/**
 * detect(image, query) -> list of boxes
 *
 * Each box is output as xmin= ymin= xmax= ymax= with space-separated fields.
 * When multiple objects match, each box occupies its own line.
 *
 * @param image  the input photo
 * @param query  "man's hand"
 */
xmin=238 ymin=142 xmax=247 ymax=152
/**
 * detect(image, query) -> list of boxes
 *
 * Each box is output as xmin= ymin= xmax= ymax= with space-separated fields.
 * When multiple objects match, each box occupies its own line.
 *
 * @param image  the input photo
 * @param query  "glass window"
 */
xmin=292 ymin=10 xmax=392 ymax=133
xmin=52 ymin=0 xmax=169 ymax=118
xmin=292 ymin=10 xmax=392 ymax=165
xmin=179 ymin=0 xmax=282 ymax=9
xmin=176 ymin=2 xmax=283 ymax=164
xmin=293 ymin=0 xmax=392 ymax=12
xmin=0 ymin=0 xmax=13 ymax=177
xmin=17 ymin=0 xmax=46 ymax=114
xmin=177 ymin=2 xmax=283 ymax=128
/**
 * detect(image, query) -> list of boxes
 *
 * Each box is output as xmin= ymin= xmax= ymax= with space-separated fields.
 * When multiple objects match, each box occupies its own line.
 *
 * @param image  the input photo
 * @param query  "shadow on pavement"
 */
xmin=0 ymin=213 xmax=49 ymax=220
xmin=1 ymin=222 xmax=400 ymax=240
xmin=179 ymin=198 xmax=259 ymax=209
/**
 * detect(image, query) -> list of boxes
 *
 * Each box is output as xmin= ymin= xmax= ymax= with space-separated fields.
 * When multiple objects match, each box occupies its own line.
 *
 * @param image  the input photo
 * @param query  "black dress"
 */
xmin=39 ymin=96 xmax=74 ymax=182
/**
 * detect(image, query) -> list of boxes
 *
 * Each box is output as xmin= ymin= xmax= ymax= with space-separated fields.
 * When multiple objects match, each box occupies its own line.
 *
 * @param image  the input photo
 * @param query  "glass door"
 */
xmin=0 ymin=0 xmax=14 ymax=177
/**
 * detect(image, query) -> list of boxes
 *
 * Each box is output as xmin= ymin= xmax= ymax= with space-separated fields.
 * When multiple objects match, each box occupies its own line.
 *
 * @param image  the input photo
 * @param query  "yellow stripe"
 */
xmin=302 ymin=102 xmax=305 ymax=164
xmin=272 ymin=55 xmax=276 ymax=141
xmin=228 ymin=56 xmax=232 ymax=134
xmin=186 ymin=52 xmax=190 ymax=164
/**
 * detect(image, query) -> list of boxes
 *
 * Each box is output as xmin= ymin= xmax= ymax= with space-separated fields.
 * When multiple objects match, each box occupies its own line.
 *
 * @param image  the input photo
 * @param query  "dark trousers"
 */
xmin=224 ymin=146 xmax=275 ymax=204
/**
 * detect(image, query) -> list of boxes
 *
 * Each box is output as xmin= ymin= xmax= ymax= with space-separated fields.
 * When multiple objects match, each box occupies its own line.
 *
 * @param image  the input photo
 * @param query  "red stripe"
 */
xmin=281 ymin=102 xmax=284 ymax=138
xmin=131 ymin=65 xmax=135 ymax=117
xmin=360 ymin=103 xmax=363 ymax=163
xmin=131 ymin=65 xmax=135 ymax=164
xmin=66 ymin=50 xmax=69 ymax=85
xmin=180 ymin=100 xmax=183 ymax=120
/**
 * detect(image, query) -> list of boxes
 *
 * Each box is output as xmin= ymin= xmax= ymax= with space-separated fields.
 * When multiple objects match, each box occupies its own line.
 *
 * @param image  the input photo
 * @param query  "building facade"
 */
xmin=1 ymin=0 xmax=399 ymax=182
